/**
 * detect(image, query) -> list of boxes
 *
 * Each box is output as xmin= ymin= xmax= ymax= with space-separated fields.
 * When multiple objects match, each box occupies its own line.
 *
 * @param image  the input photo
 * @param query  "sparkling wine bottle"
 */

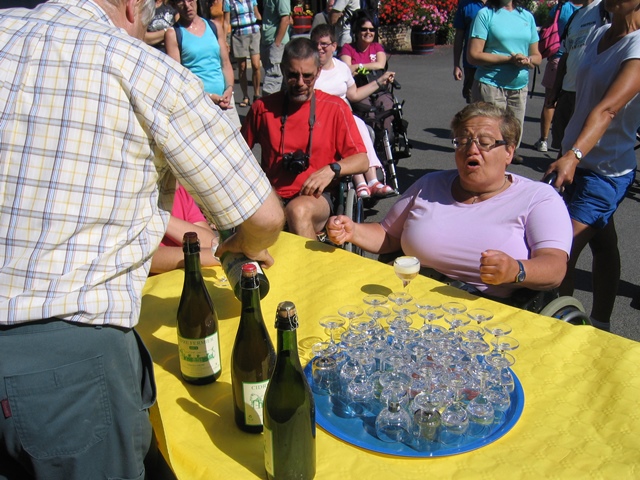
xmin=263 ymin=302 xmax=316 ymax=480
xmin=231 ymin=263 xmax=276 ymax=433
xmin=216 ymin=229 xmax=270 ymax=300
xmin=176 ymin=232 xmax=222 ymax=385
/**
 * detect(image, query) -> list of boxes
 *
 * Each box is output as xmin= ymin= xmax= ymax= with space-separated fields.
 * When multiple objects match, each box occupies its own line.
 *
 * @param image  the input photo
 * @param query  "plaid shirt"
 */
xmin=0 ymin=0 xmax=272 ymax=327
xmin=223 ymin=0 xmax=260 ymax=36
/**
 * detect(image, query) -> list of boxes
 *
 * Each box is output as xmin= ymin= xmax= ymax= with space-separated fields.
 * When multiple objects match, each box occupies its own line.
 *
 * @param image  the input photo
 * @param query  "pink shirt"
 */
xmin=381 ymin=171 xmax=572 ymax=298
xmin=161 ymin=184 xmax=207 ymax=247
xmin=339 ymin=42 xmax=385 ymax=65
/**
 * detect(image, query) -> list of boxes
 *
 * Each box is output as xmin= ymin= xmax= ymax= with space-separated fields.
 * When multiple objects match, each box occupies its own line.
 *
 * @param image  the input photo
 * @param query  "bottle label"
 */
xmin=264 ymin=426 xmax=274 ymax=476
xmin=242 ymin=380 xmax=269 ymax=426
xmin=177 ymin=332 xmax=221 ymax=378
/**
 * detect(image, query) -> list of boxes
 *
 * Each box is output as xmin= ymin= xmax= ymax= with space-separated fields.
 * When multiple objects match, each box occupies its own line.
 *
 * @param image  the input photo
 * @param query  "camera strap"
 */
xmin=280 ymin=92 xmax=316 ymax=160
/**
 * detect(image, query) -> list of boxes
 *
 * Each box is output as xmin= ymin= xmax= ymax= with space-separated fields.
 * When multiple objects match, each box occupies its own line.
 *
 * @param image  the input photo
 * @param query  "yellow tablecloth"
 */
xmin=138 ymin=232 xmax=640 ymax=479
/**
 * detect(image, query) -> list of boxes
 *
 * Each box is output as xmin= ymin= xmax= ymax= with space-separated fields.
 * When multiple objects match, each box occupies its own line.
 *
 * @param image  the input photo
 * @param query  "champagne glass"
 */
xmin=375 ymin=384 xmax=413 ymax=443
xmin=440 ymin=402 xmax=469 ymax=446
xmin=483 ymin=321 xmax=513 ymax=341
xmin=393 ymin=256 xmax=421 ymax=292
xmin=365 ymin=305 xmax=391 ymax=322
xmin=442 ymin=301 xmax=467 ymax=316
xmin=318 ymin=315 xmax=346 ymax=344
xmin=486 ymin=352 xmax=516 ymax=393
xmin=363 ymin=294 xmax=389 ymax=306
xmin=311 ymin=342 xmax=339 ymax=396
xmin=338 ymin=304 xmax=364 ymax=321
xmin=415 ymin=297 xmax=443 ymax=331
xmin=466 ymin=393 xmax=495 ymax=438
xmin=467 ymin=308 xmax=494 ymax=326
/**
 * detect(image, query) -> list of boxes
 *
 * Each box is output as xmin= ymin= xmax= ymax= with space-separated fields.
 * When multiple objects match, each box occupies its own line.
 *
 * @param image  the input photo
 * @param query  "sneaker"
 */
xmin=534 ymin=139 xmax=548 ymax=152
xmin=512 ymin=153 xmax=524 ymax=164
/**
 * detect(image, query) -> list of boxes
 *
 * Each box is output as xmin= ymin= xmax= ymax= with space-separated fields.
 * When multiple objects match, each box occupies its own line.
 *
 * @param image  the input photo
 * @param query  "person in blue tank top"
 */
xmin=166 ymin=0 xmax=240 ymax=127
xmin=468 ymin=0 xmax=541 ymax=163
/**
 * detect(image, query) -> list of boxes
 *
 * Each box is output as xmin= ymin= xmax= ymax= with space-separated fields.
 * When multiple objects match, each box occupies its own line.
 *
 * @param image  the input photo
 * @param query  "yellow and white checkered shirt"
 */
xmin=0 ymin=0 xmax=272 ymax=327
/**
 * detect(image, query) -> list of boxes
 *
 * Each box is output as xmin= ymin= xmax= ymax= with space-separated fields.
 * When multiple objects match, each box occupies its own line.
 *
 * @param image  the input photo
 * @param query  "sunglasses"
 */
xmin=360 ymin=27 xmax=376 ymax=32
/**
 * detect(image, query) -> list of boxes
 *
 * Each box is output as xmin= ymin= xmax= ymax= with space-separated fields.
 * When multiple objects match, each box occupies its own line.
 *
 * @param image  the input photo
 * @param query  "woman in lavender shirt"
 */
xmin=327 ymin=103 xmax=572 ymax=299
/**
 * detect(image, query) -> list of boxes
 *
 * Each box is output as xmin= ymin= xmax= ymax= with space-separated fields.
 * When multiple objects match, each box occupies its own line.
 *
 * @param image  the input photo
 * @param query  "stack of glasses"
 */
xmin=312 ymin=293 xmax=519 ymax=452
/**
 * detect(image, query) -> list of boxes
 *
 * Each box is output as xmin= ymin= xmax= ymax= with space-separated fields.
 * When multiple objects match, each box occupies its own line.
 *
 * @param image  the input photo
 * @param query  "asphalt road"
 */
xmin=235 ymin=45 xmax=640 ymax=342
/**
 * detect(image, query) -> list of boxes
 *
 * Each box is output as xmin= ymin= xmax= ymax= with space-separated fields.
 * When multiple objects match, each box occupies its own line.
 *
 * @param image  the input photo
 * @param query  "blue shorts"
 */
xmin=564 ymin=168 xmax=636 ymax=229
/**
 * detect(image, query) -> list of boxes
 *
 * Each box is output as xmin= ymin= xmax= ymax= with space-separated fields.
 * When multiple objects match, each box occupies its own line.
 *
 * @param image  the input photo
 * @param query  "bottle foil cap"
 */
xmin=275 ymin=301 xmax=299 ymax=330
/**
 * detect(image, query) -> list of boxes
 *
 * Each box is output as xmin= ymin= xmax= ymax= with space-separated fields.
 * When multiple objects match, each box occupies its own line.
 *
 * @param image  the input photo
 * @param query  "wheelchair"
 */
xmin=316 ymin=175 xmax=364 ymax=255
xmin=350 ymin=73 xmax=411 ymax=195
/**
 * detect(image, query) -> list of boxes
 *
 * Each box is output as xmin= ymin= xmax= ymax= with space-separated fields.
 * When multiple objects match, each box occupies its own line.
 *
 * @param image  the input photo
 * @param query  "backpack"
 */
xmin=173 ymin=18 xmax=218 ymax=56
xmin=538 ymin=1 xmax=565 ymax=59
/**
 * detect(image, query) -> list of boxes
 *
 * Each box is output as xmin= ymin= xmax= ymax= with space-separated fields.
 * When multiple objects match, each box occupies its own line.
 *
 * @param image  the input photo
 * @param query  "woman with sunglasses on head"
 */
xmin=327 ymin=103 xmax=572 ymax=300
xmin=339 ymin=10 xmax=386 ymax=75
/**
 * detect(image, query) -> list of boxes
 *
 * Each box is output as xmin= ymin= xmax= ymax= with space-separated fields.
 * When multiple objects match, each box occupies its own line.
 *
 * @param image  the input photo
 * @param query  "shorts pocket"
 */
xmin=5 ymin=356 xmax=112 ymax=459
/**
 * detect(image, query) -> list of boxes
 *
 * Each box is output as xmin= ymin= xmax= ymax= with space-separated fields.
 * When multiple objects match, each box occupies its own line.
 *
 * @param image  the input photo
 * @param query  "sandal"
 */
xmin=356 ymin=184 xmax=371 ymax=199
xmin=370 ymin=181 xmax=395 ymax=198
xmin=239 ymin=96 xmax=251 ymax=107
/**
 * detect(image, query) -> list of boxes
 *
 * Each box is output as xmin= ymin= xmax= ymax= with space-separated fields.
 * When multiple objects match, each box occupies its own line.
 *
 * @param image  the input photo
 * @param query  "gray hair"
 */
xmin=103 ymin=0 xmax=156 ymax=27
xmin=282 ymin=37 xmax=320 ymax=70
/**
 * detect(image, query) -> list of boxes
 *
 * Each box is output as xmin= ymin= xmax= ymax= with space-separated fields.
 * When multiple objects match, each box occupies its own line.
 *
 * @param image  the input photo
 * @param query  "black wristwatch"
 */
xmin=514 ymin=260 xmax=526 ymax=283
xmin=329 ymin=162 xmax=341 ymax=178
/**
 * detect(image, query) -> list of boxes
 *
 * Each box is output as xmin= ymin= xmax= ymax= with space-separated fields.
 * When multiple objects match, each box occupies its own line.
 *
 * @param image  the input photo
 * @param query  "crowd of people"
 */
xmin=0 ymin=0 xmax=639 ymax=477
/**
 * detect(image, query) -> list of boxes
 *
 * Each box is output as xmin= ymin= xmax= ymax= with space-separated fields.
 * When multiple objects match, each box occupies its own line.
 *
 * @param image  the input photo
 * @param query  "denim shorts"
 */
xmin=564 ymin=168 xmax=636 ymax=228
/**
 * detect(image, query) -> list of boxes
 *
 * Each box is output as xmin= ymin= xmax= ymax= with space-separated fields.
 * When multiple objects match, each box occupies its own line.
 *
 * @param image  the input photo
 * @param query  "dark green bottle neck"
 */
xmin=240 ymin=276 xmax=262 ymax=317
xmin=276 ymin=329 xmax=300 ymax=361
xmin=183 ymin=250 xmax=203 ymax=280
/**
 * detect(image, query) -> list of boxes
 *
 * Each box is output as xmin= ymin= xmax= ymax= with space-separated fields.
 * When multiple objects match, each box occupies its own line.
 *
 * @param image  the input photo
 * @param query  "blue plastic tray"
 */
xmin=304 ymin=363 xmax=524 ymax=457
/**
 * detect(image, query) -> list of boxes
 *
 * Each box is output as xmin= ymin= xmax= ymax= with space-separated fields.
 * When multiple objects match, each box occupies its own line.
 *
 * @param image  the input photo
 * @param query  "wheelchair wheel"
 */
xmin=539 ymin=296 xmax=592 ymax=326
xmin=343 ymin=188 xmax=363 ymax=256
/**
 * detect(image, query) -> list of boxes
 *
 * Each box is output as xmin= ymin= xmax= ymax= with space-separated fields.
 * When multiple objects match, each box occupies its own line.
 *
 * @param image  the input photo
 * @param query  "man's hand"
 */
xmin=299 ymin=165 xmax=335 ymax=197
xmin=453 ymin=66 xmax=463 ymax=81
xmin=479 ymin=250 xmax=519 ymax=285
xmin=214 ymin=231 xmax=275 ymax=267
xmin=326 ymin=215 xmax=355 ymax=245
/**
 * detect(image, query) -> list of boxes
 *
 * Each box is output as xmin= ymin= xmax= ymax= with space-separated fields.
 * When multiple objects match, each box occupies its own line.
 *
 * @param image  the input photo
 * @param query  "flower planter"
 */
xmin=410 ymin=28 xmax=436 ymax=55
xmin=292 ymin=15 xmax=313 ymax=35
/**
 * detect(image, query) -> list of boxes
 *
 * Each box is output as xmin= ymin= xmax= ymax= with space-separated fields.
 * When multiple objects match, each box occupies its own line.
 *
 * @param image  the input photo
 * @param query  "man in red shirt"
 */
xmin=242 ymin=37 xmax=368 ymax=239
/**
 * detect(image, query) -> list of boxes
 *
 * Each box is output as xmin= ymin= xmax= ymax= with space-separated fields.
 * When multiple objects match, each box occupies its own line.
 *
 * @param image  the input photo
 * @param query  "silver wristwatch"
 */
xmin=570 ymin=147 xmax=583 ymax=161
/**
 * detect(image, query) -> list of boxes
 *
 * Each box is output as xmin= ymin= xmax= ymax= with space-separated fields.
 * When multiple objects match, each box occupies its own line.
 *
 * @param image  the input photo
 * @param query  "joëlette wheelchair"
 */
xmin=350 ymin=72 xmax=411 ymax=196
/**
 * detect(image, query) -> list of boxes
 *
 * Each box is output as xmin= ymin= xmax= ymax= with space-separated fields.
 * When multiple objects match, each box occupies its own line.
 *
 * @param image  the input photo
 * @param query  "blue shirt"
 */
xmin=471 ymin=6 xmax=539 ymax=90
xmin=453 ymin=0 xmax=485 ymax=68
xmin=179 ymin=19 xmax=225 ymax=95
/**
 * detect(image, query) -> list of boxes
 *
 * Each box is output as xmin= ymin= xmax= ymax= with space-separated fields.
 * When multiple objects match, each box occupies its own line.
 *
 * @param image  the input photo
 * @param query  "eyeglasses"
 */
xmin=452 ymin=135 xmax=507 ymax=151
xmin=174 ymin=0 xmax=195 ymax=5
xmin=360 ymin=27 xmax=376 ymax=32
xmin=317 ymin=41 xmax=335 ymax=49
xmin=287 ymin=71 xmax=316 ymax=84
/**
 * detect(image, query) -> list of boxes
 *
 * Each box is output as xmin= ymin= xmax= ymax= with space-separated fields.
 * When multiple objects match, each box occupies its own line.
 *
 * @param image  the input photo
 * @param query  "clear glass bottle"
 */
xmin=263 ymin=302 xmax=316 ymax=480
xmin=176 ymin=232 xmax=222 ymax=385
xmin=231 ymin=264 xmax=276 ymax=433
xmin=216 ymin=229 xmax=270 ymax=300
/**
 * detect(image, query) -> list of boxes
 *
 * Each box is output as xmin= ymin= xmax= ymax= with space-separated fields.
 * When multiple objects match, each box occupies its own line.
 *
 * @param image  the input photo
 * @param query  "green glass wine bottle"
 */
xmin=216 ymin=229 xmax=270 ymax=300
xmin=231 ymin=263 xmax=276 ymax=433
xmin=263 ymin=301 xmax=316 ymax=480
xmin=176 ymin=232 xmax=222 ymax=385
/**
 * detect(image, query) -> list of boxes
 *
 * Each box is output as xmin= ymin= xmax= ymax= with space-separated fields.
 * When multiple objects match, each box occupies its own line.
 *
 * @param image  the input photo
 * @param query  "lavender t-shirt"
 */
xmin=381 ymin=170 xmax=572 ymax=298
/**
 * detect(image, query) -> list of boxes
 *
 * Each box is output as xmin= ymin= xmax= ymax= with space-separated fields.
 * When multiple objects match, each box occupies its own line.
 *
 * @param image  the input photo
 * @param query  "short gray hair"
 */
xmin=282 ymin=37 xmax=320 ymax=70
xmin=103 ymin=0 xmax=156 ymax=27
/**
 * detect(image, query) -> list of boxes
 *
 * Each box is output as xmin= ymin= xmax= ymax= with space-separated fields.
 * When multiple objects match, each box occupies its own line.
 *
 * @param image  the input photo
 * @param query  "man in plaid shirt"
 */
xmin=0 ymin=0 xmax=284 ymax=478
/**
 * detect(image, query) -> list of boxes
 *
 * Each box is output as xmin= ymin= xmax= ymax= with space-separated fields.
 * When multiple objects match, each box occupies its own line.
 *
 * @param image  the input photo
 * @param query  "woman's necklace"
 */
xmin=457 ymin=175 xmax=509 ymax=204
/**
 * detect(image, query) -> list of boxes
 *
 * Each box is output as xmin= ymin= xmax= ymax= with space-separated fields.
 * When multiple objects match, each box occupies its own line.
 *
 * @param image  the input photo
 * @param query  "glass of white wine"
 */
xmin=393 ymin=256 xmax=421 ymax=293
